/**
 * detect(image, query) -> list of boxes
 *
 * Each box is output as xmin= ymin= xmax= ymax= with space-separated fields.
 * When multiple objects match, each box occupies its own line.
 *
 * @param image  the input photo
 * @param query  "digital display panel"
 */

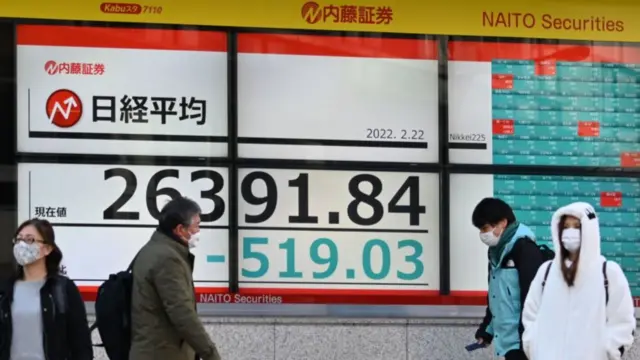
xmin=236 ymin=168 xmax=440 ymax=303
xmin=237 ymin=33 xmax=438 ymax=163
xmin=448 ymin=40 xmax=640 ymax=168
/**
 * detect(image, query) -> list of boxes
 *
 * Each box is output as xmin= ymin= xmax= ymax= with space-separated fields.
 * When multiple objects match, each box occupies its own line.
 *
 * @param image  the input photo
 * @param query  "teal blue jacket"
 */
xmin=475 ymin=224 xmax=544 ymax=357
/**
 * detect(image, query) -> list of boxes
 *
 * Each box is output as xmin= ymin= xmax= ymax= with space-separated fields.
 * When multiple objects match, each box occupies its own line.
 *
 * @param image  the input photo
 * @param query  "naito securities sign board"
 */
xmin=3 ymin=0 xmax=640 ymax=42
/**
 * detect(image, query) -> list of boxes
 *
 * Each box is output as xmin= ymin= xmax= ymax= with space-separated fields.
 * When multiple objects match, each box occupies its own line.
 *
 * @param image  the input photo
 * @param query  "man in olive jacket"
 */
xmin=129 ymin=197 xmax=221 ymax=360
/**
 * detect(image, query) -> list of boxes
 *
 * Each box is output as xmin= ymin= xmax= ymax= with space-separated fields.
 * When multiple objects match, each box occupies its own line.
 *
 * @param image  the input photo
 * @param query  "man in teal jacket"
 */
xmin=472 ymin=198 xmax=545 ymax=360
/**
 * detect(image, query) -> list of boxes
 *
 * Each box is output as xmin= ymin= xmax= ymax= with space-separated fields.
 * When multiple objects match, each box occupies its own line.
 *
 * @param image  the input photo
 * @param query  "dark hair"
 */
xmin=14 ymin=218 xmax=63 ymax=278
xmin=471 ymin=197 xmax=516 ymax=229
xmin=158 ymin=196 xmax=201 ymax=232
xmin=558 ymin=215 xmax=580 ymax=286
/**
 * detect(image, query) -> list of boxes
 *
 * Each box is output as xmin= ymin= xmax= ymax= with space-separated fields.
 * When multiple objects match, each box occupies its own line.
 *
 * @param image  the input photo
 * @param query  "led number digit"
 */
xmin=241 ymin=237 xmax=269 ymax=278
xmin=288 ymin=173 xmax=318 ymax=224
xmin=309 ymin=238 xmax=338 ymax=279
xmin=240 ymin=171 xmax=277 ymax=223
xmin=347 ymin=174 xmax=384 ymax=226
xmin=362 ymin=239 xmax=390 ymax=280
xmin=397 ymin=239 xmax=424 ymax=280
xmin=387 ymin=176 xmax=425 ymax=226
xmin=279 ymin=238 xmax=303 ymax=278
xmin=103 ymin=168 xmax=226 ymax=222
xmin=103 ymin=168 xmax=138 ymax=220
xmin=145 ymin=169 xmax=182 ymax=219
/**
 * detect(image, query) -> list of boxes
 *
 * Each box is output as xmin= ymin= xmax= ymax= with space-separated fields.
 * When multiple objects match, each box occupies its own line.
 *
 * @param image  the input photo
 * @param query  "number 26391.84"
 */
xmin=241 ymin=237 xmax=424 ymax=282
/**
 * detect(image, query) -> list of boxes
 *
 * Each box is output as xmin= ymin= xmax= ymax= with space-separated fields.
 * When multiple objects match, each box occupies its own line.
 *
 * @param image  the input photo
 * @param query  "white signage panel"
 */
xmin=17 ymin=163 xmax=229 ymax=286
xmin=48 ymin=227 xmax=228 ymax=287
xmin=237 ymin=33 xmax=439 ymax=163
xmin=17 ymin=25 xmax=228 ymax=157
xmin=238 ymin=168 xmax=440 ymax=291
xmin=449 ymin=174 xmax=493 ymax=292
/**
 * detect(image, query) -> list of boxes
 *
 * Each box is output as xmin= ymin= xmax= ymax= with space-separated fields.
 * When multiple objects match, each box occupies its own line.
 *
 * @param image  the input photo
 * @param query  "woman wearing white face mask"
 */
xmin=522 ymin=202 xmax=636 ymax=360
xmin=0 ymin=218 xmax=93 ymax=360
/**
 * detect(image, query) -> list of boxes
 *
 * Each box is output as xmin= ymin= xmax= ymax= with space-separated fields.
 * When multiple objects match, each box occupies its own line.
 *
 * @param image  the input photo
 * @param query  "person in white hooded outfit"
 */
xmin=522 ymin=202 xmax=636 ymax=360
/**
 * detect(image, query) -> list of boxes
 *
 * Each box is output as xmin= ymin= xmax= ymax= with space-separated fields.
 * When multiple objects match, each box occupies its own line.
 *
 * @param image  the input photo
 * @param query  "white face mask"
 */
xmin=561 ymin=228 xmax=581 ymax=253
xmin=187 ymin=232 xmax=200 ymax=249
xmin=13 ymin=241 xmax=42 ymax=266
xmin=480 ymin=228 xmax=501 ymax=247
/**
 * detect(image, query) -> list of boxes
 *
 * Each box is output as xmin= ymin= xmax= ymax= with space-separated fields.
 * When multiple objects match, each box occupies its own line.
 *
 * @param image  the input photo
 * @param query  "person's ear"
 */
xmin=174 ymin=224 xmax=188 ymax=239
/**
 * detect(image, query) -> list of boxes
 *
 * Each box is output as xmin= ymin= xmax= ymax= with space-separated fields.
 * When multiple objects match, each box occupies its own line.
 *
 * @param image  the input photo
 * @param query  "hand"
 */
xmin=476 ymin=338 xmax=484 ymax=345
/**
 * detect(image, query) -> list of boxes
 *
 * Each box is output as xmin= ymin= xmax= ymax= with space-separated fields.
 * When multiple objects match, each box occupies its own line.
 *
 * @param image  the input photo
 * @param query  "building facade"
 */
xmin=0 ymin=1 xmax=639 ymax=359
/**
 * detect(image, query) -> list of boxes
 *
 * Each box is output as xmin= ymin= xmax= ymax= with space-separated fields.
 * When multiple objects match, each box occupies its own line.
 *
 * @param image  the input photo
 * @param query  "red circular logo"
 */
xmin=44 ymin=60 xmax=58 ymax=75
xmin=45 ymin=89 xmax=83 ymax=128
xmin=301 ymin=2 xmax=321 ymax=24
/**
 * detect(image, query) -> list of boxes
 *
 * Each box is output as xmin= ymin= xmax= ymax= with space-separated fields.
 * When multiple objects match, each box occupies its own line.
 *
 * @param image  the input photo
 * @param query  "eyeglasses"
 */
xmin=12 ymin=236 xmax=45 ymax=245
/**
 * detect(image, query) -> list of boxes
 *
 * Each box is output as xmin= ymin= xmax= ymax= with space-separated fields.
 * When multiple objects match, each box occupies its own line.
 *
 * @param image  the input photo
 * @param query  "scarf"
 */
xmin=489 ymin=221 xmax=520 ymax=265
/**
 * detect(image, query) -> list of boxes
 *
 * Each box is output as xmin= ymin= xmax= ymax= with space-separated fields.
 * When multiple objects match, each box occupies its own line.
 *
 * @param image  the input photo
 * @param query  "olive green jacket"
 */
xmin=129 ymin=230 xmax=221 ymax=360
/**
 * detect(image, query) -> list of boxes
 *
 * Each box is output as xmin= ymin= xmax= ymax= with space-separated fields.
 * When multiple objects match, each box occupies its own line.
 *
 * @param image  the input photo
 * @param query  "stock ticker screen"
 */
xmin=494 ymin=175 xmax=640 ymax=295
xmin=492 ymin=59 xmax=640 ymax=167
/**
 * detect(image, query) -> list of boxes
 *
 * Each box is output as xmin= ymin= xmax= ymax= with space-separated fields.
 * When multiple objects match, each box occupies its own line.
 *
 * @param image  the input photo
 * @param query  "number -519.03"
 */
xmin=241 ymin=236 xmax=425 ymax=282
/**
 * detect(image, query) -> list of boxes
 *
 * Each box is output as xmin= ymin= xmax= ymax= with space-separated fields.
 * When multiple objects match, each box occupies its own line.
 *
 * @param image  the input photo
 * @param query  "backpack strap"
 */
xmin=126 ymin=252 xmax=140 ymax=272
xmin=603 ymin=261 xmax=609 ymax=305
xmin=126 ymin=258 xmax=135 ymax=272
xmin=52 ymin=277 xmax=68 ymax=315
xmin=542 ymin=261 xmax=609 ymax=304
xmin=541 ymin=261 xmax=552 ymax=292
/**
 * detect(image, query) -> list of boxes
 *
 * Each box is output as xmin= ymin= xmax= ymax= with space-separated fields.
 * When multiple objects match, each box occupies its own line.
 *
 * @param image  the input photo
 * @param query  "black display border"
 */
xmin=8 ymin=18 xmax=640 ymax=302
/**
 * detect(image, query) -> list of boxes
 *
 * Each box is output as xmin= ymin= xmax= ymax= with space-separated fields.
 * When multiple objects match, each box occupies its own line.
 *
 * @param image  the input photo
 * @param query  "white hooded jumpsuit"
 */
xmin=522 ymin=202 xmax=636 ymax=360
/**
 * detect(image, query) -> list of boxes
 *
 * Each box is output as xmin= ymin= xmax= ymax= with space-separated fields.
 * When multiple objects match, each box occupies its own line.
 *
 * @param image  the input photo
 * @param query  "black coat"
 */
xmin=0 ymin=274 xmax=93 ymax=360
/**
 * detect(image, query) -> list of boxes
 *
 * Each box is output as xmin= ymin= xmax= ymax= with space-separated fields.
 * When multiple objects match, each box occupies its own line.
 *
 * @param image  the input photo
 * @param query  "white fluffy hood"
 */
xmin=550 ymin=202 xmax=602 ymax=266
